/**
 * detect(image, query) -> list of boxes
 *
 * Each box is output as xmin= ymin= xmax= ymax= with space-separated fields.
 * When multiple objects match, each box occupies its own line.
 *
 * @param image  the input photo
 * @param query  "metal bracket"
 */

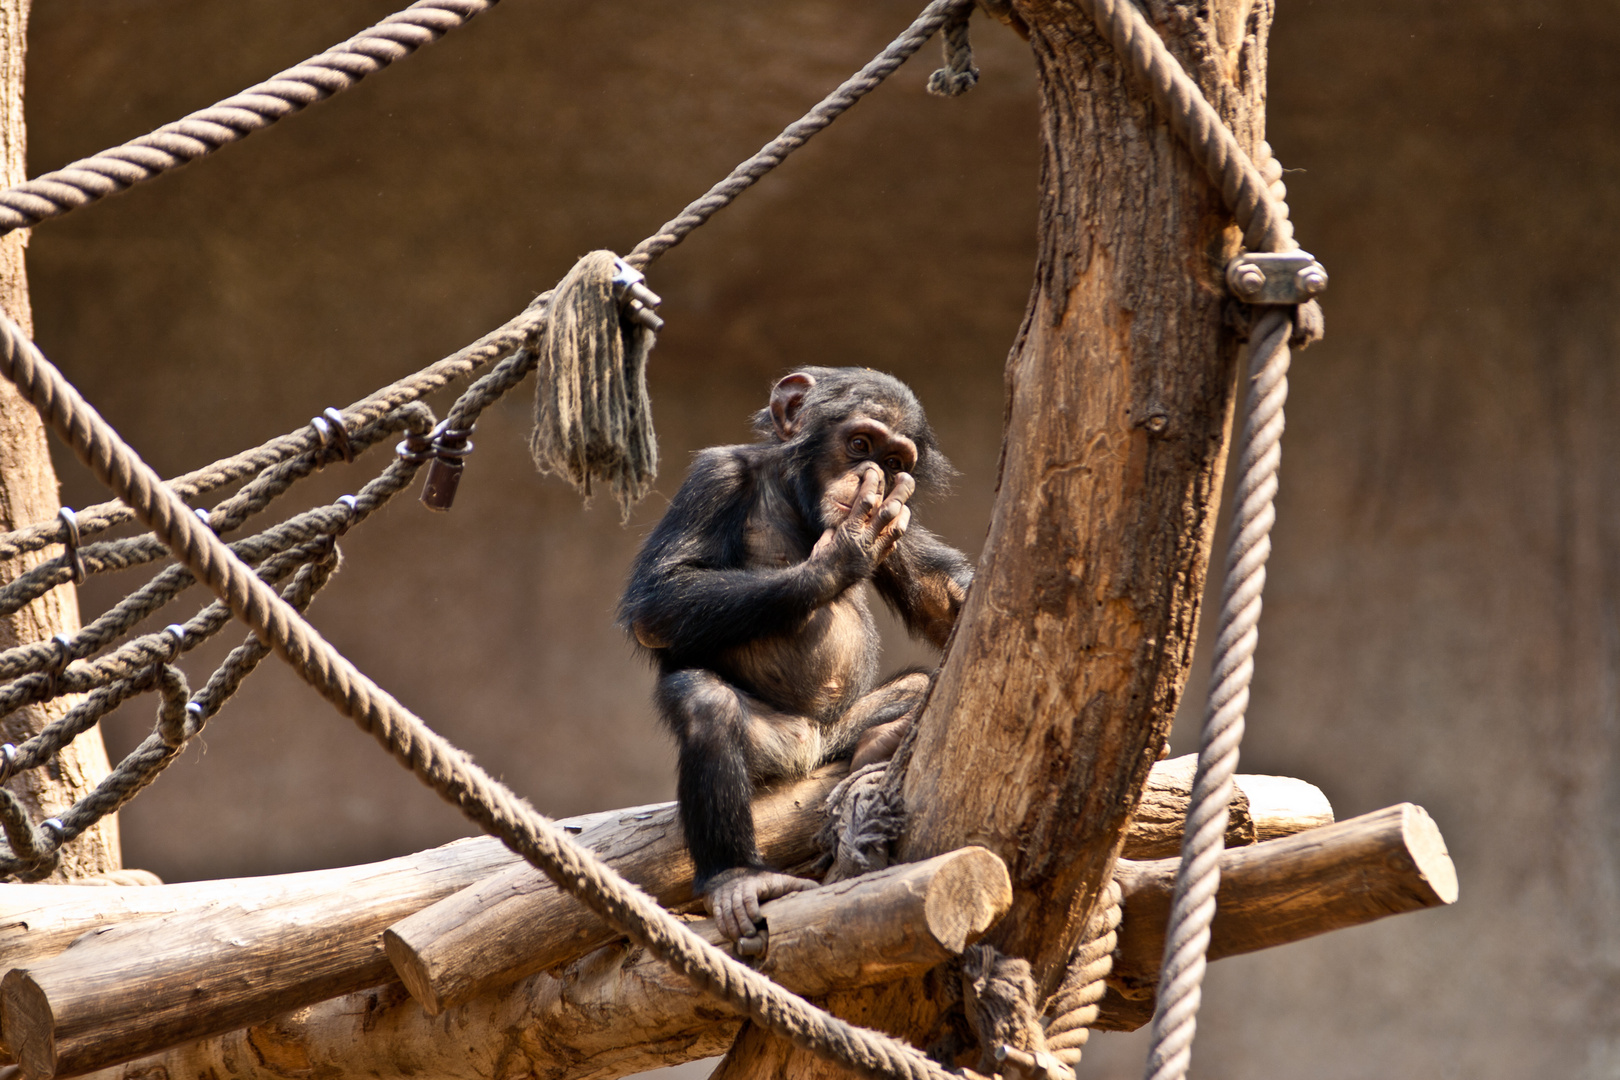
xmin=1225 ymin=250 xmax=1328 ymax=305
xmin=612 ymin=257 xmax=665 ymax=332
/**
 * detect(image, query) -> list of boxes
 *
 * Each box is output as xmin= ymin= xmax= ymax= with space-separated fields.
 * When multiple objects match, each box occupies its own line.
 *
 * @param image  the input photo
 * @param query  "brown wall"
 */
xmin=19 ymin=1 xmax=1618 ymax=1076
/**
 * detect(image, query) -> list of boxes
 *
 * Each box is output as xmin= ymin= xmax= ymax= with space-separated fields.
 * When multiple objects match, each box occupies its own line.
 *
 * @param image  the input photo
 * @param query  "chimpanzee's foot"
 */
xmin=851 ymin=716 xmax=912 ymax=770
xmin=703 ymin=867 xmax=819 ymax=956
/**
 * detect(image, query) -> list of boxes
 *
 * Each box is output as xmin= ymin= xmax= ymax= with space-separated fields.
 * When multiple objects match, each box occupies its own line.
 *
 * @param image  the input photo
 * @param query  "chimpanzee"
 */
xmin=620 ymin=367 xmax=973 ymax=952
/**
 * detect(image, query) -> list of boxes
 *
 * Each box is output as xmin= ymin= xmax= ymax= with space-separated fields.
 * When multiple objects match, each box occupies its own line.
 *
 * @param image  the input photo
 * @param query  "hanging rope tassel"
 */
xmin=529 ymin=250 xmax=660 ymax=517
xmin=927 ymin=4 xmax=979 ymax=97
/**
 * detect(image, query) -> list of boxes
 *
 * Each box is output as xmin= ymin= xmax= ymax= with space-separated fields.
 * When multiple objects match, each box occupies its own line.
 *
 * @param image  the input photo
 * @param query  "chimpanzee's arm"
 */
xmin=872 ymin=525 xmax=974 ymax=650
xmin=620 ymin=449 xmax=880 ymax=659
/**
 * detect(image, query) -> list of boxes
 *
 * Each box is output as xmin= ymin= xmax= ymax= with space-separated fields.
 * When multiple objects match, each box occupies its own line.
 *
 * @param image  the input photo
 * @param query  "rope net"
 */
xmin=0 ymin=0 xmax=1319 ymax=1076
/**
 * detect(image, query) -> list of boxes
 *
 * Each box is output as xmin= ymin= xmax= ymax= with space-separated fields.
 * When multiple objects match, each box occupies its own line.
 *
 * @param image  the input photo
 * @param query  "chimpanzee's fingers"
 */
xmin=736 ymin=932 xmax=767 ymax=957
xmin=888 ymin=472 xmax=916 ymax=507
xmin=717 ymin=885 xmax=750 ymax=942
xmin=851 ymin=466 xmax=885 ymax=520
xmin=741 ymin=884 xmax=764 ymax=927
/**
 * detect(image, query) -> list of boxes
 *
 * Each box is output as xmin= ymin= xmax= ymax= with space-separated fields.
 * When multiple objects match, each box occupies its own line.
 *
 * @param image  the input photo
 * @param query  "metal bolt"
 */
xmin=1231 ymin=263 xmax=1265 ymax=298
xmin=1295 ymin=264 xmax=1329 ymax=296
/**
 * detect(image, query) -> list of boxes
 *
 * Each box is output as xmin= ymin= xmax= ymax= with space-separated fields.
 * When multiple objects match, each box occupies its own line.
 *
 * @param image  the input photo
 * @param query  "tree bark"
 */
xmin=733 ymin=0 xmax=1274 ymax=1072
xmin=0 ymin=0 xmax=118 ymax=881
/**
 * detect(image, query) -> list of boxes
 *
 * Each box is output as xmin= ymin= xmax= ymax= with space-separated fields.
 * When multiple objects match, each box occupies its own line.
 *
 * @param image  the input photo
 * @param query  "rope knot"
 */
xmin=816 ymin=762 xmax=906 ymax=883
xmin=529 ymin=250 xmax=660 ymax=519
xmin=927 ymin=7 xmax=979 ymax=97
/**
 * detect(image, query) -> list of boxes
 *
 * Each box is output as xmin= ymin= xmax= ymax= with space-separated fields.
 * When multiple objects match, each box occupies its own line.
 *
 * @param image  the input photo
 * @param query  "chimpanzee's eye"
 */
xmin=848 ymin=436 xmax=870 ymax=456
xmin=885 ymin=456 xmax=902 ymax=472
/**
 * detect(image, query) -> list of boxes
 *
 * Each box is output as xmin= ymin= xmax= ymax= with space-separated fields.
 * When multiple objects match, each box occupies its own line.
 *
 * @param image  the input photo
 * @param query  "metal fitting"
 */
xmin=420 ymin=421 xmax=475 ymax=512
xmin=612 ymin=257 xmax=665 ymax=332
xmin=1225 ymin=250 xmax=1329 ymax=305
xmin=57 ymin=506 xmax=86 ymax=585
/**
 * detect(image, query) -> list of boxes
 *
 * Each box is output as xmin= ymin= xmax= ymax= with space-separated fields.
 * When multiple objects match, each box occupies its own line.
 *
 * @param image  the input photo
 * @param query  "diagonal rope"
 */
xmin=0 ymin=0 xmax=502 ymax=238
xmin=625 ymin=0 xmax=974 ymax=269
xmin=0 ymin=311 xmax=961 ymax=1080
xmin=0 ymin=2 xmax=986 ymax=1073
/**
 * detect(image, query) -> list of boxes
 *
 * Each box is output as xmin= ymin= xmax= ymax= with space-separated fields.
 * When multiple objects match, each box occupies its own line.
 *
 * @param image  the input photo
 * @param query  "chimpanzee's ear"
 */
xmin=769 ymin=372 xmax=816 ymax=440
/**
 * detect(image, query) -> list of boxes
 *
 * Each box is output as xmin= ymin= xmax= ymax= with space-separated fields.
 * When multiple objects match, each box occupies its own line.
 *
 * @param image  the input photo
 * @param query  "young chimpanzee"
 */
xmin=620 ymin=367 xmax=973 ymax=953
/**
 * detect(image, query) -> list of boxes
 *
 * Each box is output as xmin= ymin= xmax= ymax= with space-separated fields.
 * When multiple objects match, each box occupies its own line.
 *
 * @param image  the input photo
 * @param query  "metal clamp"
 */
xmin=57 ymin=506 xmax=86 ymax=585
xmin=1225 ymin=250 xmax=1328 ymax=305
xmin=612 ymin=257 xmax=665 ymax=332
xmin=310 ymin=407 xmax=355 ymax=466
xmin=420 ymin=421 xmax=475 ymax=512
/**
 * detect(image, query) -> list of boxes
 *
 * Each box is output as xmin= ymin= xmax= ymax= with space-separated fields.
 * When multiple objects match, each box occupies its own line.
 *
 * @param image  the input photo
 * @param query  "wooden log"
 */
xmin=0 ymin=756 xmax=1328 ymax=1076
xmin=73 ymin=848 xmax=1012 ymax=1080
xmin=1097 ymin=802 xmax=1459 ymax=1030
xmin=386 ymin=756 xmax=1326 ymax=1015
xmin=0 ymin=836 xmax=521 ymax=972
xmin=71 ymin=806 xmax=1443 ymax=1080
xmin=0 ymin=834 xmax=527 ymax=1078
xmin=384 ymin=766 xmax=843 ymax=1015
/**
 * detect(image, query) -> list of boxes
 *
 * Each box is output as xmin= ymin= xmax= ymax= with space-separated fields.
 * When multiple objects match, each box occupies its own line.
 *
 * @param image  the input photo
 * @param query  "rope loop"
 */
xmin=927 ymin=6 xmax=979 ymax=97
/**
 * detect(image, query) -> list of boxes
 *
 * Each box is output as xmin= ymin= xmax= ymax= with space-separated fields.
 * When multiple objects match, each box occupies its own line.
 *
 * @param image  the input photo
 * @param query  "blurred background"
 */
xmin=18 ymin=0 xmax=1618 ymax=1076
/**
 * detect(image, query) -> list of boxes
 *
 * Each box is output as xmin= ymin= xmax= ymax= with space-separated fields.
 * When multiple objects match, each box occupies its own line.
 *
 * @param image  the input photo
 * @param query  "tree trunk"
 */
xmin=727 ymin=0 xmax=1273 ymax=1072
xmin=0 ymin=0 xmax=118 ymax=881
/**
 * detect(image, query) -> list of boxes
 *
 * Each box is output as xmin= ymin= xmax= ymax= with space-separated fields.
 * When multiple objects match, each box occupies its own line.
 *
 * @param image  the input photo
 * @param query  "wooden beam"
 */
xmin=384 ymin=766 xmax=841 ymax=1016
xmin=70 ymin=805 xmax=1446 ymax=1080
xmin=0 ymin=758 xmax=1327 ymax=1077
xmin=386 ymin=758 xmax=1326 ymax=1015
xmin=1098 ymin=802 xmax=1459 ymax=1030
xmin=0 ymin=835 xmax=525 ymax=1077
xmin=69 ymin=849 xmax=1012 ymax=1080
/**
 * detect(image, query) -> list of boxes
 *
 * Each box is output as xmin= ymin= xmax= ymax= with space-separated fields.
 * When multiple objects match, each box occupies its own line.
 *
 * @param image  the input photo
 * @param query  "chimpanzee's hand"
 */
xmin=812 ymin=463 xmax=913 ymax=579
xmin=704 ymin=867 xmax=819 ymax=956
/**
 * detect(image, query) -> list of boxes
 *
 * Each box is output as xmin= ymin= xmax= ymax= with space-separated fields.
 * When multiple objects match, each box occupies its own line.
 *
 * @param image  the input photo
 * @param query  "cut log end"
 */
xmin=1 ymin=970 xmax=53 ymax=1080
xmin=921 ymin=846 xmax=1013 ymax=954
xmin=1240 ymin=774 xmax=1335 ymax=842
xmin=1401 ymin=803 xmax=1459 ymax=906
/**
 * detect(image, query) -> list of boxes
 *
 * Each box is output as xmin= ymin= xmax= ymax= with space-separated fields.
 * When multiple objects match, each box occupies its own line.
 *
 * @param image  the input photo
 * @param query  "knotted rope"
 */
xmin=0 ymin=1 xmax=1002 ymax=1075
xmin=529 ymin=252 xmax=658 ymax=516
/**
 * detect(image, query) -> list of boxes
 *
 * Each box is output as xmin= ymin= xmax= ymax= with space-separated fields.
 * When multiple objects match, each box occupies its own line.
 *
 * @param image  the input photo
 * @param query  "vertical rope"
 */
xmin=1143 ymin=307 xmax=1290 ymax=1080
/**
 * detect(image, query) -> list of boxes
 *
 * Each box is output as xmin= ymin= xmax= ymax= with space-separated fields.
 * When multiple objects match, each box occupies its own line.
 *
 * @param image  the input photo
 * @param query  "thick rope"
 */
xmin=625 ymin=0 xmax=975 ymax=270
xmin=0 ymin=304 xmax=543 ymax=564
xmin=1043 ymin=878 xmax=1122 ymax=1067
xmin=1071 ymin=0 xmax=1289 ymax=252
xmin=1057 ymin=4 xmax=1306 ymax=1077
xmin=0 ymin=0 xmax=500 ymax=238
xmin=0 ymin=315 xmax=962 ymax=1080
xmin=1144 ymin=309 xmax=1289 ymax=1080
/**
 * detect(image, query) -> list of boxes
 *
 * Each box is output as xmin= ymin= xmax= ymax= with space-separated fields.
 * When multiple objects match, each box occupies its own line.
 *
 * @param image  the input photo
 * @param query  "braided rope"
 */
xmin=1074 ymin=0 xmax=1290 ymax=253
xmin=1055 ymin=3 xmax=1306 ymax=1077
xmin=625 ymin=0 xmax=975 ymax=269
xmin=1044 ymin=879 xmax=1122 ymax=1066
xmin=1144 ymin=310 xmax=1289 ymax=1080
xmin=0 ymin=302 xmax=544 ymax=564
xmin=0 ymin=0 xmax=500 ymax=237
xmin=0 ymin=315 xmax=960 ymax=1079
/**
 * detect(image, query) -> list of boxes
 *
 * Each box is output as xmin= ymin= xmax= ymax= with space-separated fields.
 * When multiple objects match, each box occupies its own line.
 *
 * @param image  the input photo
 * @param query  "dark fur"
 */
xmin=620 ymin=367 xmax=973 ymax=891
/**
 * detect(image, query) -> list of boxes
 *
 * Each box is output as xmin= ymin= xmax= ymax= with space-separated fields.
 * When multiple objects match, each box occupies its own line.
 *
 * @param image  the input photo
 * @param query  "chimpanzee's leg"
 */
xmin=820 ymin=669 xmax=933 ymax=768
xmin=655 ymin=668 xmax=819 ymax=952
